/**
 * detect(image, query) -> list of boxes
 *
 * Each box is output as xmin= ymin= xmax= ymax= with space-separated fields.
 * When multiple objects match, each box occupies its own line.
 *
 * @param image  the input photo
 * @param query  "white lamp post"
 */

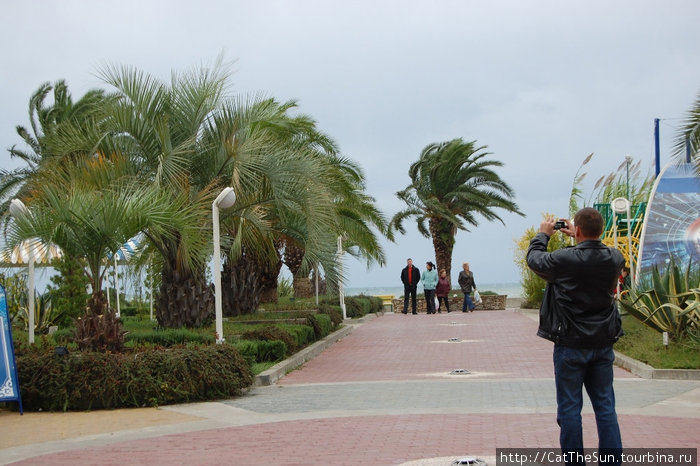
xmin=337 ymin=236 xmax=346 ymax=320
xmin=611 ymin=197 xmax=635 ymax=288
xmin=212 ymin=187 xmax=236 ymax=344
xmin=9 ymin=199 xmax=35 ymax=344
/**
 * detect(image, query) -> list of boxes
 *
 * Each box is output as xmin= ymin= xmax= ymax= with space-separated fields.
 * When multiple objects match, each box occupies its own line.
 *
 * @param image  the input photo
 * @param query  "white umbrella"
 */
xmin=106 ymin=235 xmax=143 ymax=318
xmin=0 ymin=238 xmax=63 ymax=344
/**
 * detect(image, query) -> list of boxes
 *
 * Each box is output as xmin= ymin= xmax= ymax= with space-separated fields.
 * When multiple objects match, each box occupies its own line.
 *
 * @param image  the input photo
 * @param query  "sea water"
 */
xmin=344 ymin=282 xmax=522 ymax=298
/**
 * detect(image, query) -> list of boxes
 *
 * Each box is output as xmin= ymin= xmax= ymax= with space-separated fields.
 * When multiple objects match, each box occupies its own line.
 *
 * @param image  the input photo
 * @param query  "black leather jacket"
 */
xmin=526 ymin=233 xmax=625 ymax=348
xmin=401 ymin=265 xmax=421 ymax=288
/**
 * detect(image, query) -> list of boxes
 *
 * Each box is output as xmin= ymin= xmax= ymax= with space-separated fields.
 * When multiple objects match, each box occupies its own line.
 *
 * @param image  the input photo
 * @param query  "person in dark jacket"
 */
xmin=435 ymin=269 xmax=451 ymax=313
xmin=457 ymin=262 xmax=477 ymax=312
xmin=400 ymin=258 xmax=421 ymax=314
xmin=527 ymin=207 xmax=624 ymax=465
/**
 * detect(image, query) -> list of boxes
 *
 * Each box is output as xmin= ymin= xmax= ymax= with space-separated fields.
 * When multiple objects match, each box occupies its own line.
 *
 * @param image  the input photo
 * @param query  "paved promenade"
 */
xmin=1 ymin=309 xmax=699 ymax=465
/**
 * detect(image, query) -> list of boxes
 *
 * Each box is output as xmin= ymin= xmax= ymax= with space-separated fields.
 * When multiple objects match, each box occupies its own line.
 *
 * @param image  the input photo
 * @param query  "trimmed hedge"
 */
xmin=14 ymin=344 xmax=252 ymax=411
xmin=126 ymin=328 xmax=215 ymax=346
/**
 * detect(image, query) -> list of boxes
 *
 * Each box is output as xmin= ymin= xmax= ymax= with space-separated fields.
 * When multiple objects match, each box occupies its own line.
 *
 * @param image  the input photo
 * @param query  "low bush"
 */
xmin=240 ymin=327 xmax=297 ymax=354
xmin=13 ymin=344 xmax=252 ymax=411
xmin=126 ymin=328 xmax=215 ymax=346
xmin=318 ymin=303 xmax=343 ymax=327
xmin=232 ymin=339 xmax=287 ymax=364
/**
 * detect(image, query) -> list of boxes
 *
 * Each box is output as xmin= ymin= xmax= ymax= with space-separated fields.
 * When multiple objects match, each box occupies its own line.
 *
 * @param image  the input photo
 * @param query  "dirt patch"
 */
xmin=0 ymin=407 xmax=202 ymax=448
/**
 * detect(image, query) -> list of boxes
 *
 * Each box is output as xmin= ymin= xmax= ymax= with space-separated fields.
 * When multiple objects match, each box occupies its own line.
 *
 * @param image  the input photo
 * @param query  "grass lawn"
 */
xmin=615 ymin=314 xmax=700 ymax=369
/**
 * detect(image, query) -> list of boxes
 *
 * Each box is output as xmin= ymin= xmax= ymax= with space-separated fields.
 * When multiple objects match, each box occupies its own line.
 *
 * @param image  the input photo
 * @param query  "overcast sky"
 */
xmin=1 ymin=0 xmax=699 ymax=290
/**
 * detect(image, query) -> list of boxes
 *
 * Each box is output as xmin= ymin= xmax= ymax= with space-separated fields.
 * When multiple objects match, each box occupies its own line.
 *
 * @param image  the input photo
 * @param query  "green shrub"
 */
xmin=231 ymin=339 xmax=287 ymax=363
xmin=318 ymin=303 xmax=343 ymax=327
xmin=126 ymin=328 xmax=215 ymax=346
xmin=255 ymin=340 xmax=287 ymax=362
xmin=241 ymin=326 xmax=297 ymax=354
xmin=344 ymin=297 xmax=364 ymax=318
xmin=278 ymin=324 xmax=315 ymax=348
xmin=13 ymin=344 xmax=252 ymax=411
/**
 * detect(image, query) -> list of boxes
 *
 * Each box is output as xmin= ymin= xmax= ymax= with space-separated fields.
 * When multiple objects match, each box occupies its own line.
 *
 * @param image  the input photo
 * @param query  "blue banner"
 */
xmin=0 ymin=284 xmax=23 ymax=413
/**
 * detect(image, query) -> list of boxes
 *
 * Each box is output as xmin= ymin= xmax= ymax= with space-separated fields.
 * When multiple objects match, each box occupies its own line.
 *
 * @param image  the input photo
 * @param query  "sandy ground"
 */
xmin=0 ymin=407 xmax=202 ymax=448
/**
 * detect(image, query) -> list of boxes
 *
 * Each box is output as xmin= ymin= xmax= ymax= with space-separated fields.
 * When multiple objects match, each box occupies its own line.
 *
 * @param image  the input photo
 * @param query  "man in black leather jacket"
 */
xmin=527 ymin=207 xmax=625 ymax=465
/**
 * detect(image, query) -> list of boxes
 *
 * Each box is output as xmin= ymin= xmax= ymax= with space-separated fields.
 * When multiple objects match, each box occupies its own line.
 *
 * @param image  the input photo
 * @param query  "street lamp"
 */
xmin=612 ymin=197 xmax=635 ymax=288
xmin=337 ymin=236 xmax=346 ymax=320
xmin=9 ymin=199 xmax=35 ymax=344
xmin=212 ymin=187 xmax=236 ymax=344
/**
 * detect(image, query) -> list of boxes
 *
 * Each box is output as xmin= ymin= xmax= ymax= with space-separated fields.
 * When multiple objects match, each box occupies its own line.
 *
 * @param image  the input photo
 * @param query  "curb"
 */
xmin=614 ymin=351 xmax=700 ymax=380
xmin=253 ymin=312 xmax=381 ymax=386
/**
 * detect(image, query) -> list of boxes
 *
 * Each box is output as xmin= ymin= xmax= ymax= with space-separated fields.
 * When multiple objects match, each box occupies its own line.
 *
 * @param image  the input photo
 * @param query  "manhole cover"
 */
xmin=452 ymin=457 xmax=488 ymax=465
xmin=450 ymin=368 xmax=471 ymax=375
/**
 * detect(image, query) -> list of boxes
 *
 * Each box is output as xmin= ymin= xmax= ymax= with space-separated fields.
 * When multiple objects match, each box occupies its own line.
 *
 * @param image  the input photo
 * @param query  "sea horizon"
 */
xmin=344 ymin=281 xmax=523 ymax=299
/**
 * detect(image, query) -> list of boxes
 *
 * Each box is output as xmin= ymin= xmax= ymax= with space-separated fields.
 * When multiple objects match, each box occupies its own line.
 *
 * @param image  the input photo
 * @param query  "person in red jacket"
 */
xmin=435 ymin=269 xmax=451 ymax=313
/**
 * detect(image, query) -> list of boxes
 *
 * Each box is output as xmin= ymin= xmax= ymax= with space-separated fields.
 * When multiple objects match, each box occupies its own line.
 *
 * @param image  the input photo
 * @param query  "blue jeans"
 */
xmin=553 ymin=345 xmax=622 ymax=465
xmin=462 ymin=293 xmax=475 ymax=311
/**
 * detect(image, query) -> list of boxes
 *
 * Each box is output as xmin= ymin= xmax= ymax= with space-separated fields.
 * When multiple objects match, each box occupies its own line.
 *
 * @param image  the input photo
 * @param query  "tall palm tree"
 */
xmin=198 ymin=96 xmax=346 ymax=311
xmin=1 ymin=80 xmax=107 ymax=213
xmin=673 ymin=91 xmax=700 ymax=172
xmin=94 ymin=61 xmax=230 ymax=327
xmin=391 ymin=138 xmax=523 ymax=278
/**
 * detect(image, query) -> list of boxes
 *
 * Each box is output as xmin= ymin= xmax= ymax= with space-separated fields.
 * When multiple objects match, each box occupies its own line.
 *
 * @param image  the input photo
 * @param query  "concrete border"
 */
xmin=253 ymin=312 xmax=381 ymax=386
xmin=614 ymin=351 xmax=700 ymax=380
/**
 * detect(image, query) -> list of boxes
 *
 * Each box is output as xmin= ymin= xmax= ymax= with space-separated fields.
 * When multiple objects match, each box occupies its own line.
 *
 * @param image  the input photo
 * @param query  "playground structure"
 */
xmin=597 ymin=201 xmax=646 ymax=273
xmin=594 ymin=162 xmax=700 ymax=286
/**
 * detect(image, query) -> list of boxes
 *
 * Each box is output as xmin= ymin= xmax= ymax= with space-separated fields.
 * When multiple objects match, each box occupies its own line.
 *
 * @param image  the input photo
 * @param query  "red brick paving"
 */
xmin=281 ymin=311 xmax=632 ymax=384
xmin=14 ymin=414 xmax=698 ymax=465
xmin=6 ymin=311 xmax=696 ymax=465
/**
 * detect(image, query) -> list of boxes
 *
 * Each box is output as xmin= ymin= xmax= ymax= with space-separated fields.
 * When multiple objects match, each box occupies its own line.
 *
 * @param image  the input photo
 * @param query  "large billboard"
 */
xmin=637 ymin=163 xmax=700 ymax=279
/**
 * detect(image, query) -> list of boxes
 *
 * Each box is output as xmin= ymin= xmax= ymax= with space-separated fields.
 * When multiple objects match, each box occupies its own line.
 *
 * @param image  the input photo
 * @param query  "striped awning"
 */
xmin=0 ymin=238 xmax=63 ymax=265
xmin=107 ymin=234 xmax=143 ymax=263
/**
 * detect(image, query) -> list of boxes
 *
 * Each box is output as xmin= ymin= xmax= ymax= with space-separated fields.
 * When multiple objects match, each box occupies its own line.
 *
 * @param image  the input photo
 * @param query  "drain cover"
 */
xmin=448 ymin=337 xmax=461 ymax=342
xmin=452 ymin=458 xmax=488 ymax=465
xmin=450 ymin=368 xmax=471 ymax=375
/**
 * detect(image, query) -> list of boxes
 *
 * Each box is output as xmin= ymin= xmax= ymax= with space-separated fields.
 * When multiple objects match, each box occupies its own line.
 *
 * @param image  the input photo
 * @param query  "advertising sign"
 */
xmin=0 ymin=284 xmax=23 ymax=413
xmin=637 ymin=163 xmax=700 ymax=279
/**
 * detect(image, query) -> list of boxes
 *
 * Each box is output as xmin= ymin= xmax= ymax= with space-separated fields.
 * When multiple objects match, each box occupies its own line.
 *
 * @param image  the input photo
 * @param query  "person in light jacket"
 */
xmin=422 ymin=261 xmax=438 ymax=314
xmin=457 ymin=262 xmax=477 ymax=312
xmin=435 ymin=269 xmax=451 ymax=313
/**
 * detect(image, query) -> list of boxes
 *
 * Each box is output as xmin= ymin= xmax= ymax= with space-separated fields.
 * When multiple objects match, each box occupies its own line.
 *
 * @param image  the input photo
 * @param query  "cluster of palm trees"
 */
xmin=1 ymin=60 xmax=388 ymax=330
xmin=2 ymin=59 xmax=531 ymax=344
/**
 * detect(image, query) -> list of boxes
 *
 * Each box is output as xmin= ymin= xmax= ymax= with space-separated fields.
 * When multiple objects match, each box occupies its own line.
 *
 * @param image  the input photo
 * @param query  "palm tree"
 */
xmin=6 ymin=156 xmax=192 ymax=349
xmin=391 ymin=138 xmax=523 ymax=278
xmin=673 ymin=91 xmax=700 ymax=172
xmin=94 ymin=61 xmax=230 ymax=328
xmin=1 ymin=80 xmax=107 ymax=213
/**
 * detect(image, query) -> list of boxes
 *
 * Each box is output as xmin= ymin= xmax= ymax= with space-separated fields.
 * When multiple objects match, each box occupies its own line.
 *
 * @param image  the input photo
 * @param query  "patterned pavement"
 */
xmin=2 ymin=310 xmax=699 ymax=465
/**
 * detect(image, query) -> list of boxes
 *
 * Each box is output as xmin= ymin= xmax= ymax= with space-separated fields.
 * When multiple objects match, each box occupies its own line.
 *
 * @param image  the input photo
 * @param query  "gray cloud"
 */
xmin=2 ymin=0 xmax=699 ymax=289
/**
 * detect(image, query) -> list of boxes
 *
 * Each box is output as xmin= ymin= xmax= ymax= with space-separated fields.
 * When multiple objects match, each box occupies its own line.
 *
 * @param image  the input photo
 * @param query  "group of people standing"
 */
xmin=400 ymin=258 xmax=477 ymax=314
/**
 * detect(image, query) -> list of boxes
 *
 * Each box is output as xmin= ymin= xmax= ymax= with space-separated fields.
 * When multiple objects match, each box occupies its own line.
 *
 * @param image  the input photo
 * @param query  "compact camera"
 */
xmin=553 ymin=220 xmax=567 ymax=230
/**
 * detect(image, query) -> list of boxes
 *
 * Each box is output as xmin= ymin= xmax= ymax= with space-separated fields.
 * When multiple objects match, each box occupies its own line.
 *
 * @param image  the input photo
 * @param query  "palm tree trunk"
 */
xmin=259 ymin=242 xmax=283 ymax=304
xmin=429 ymin=218 xmax=456 ymax=279
xmin=222 ymin=248 xmax=263 ymax=316
xmin=283 ymin=241 xmax=314 ymax=298
xmin=156 ymin=254 xmax=214 ymax=328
